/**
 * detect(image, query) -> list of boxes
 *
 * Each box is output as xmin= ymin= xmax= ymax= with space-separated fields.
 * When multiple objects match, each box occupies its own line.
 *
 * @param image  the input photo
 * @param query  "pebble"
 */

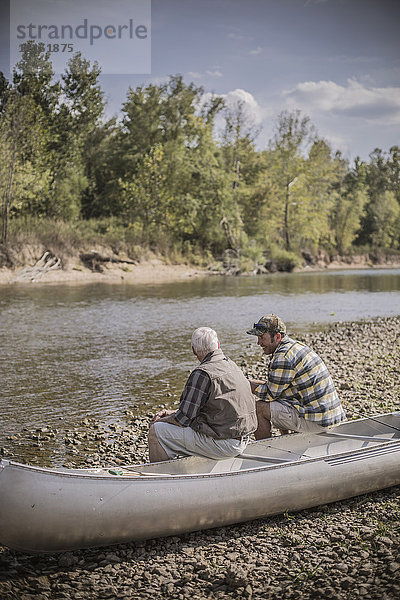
xmin=0 ymin=316 xmax=399 ymax=599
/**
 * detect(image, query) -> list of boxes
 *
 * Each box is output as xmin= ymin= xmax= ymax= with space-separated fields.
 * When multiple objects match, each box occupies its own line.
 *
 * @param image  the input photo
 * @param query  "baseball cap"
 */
xmin=246 ymin=314 xmax=287 ymax=336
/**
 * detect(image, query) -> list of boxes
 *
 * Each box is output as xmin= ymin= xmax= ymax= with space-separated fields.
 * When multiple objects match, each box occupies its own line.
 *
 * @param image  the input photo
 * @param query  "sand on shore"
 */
xmin=0 ymin=259 xmax=205 ymax=286
xmin=1 ymin=255 xmax=399 ymax=287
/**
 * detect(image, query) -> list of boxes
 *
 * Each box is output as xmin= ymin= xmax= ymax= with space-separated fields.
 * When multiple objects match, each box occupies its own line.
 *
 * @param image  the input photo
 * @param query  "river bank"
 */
xmin=0 ymin=247 xmax=399 ymax=286
xmin=0 ymin=258 xmax=204 ymax=286
xmin=0 ymin=316 xmax=399 ymax=599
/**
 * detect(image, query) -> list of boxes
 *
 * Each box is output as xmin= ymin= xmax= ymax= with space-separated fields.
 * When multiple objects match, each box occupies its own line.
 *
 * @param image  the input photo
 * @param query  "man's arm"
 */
xmin=249 ymin=379 xmax=266 ymax=394
xmin=174 ymin=369 xmax=211 ymax=426
xmin=150 ymin=370 xmax=211 ymax=427
xmin=249 ymin=357 xmax=295 ymax=401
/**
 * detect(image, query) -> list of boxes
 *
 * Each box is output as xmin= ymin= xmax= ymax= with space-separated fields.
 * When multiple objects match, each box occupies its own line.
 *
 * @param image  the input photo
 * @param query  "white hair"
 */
xmin=191 ymin=327 xmax=219 ymax=355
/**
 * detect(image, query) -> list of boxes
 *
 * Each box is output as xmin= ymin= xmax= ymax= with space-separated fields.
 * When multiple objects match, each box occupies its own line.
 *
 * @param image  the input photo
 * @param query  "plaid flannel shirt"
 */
xmin=255 ymin=336 xmax=346 ymax=426
xmin=175 ymin=354 xmax=212 ymax=426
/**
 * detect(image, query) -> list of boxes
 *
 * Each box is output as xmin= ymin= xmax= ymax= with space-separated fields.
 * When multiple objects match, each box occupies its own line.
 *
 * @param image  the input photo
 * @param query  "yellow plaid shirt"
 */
xmin=255 ymin=336 xmax=346 ymax=426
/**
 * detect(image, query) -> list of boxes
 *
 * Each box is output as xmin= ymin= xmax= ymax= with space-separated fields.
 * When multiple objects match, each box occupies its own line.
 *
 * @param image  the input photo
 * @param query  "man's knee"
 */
xmin=256 ymin=400 xmax=271 ymax=421
xmin=148 ymin=423 xmax=158 ymax=445
xmin=148 ymin=423 xmax=169 ymax=462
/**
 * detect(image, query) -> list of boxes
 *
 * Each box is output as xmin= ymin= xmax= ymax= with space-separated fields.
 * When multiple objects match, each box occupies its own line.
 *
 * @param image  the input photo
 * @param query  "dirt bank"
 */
xmin=1 ymin=245 xmax=399 ymax=286
xmin=298 ymin=250 xmax=400 ymax=273
xmin=0 ymin=316 xmax=399 ymax=599
xmin=0 ymin=259 xmax=204 ymax=286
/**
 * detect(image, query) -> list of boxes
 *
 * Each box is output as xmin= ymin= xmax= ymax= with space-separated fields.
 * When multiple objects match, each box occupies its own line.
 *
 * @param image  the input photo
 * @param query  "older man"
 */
xmin=148 ymin=327 xmax=257 ymax=462
xmin=247 ymin=314 xmax=346 ymax=439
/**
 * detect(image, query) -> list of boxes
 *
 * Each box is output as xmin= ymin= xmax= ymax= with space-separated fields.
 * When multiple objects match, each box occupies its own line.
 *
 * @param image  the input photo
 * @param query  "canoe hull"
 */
xmin=1 ymin=436 xmax=399 ymax=553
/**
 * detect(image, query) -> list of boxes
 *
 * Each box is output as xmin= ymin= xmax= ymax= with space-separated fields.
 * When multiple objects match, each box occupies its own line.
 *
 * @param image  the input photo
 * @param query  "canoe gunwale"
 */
xmin=2 ymin=411 xmax=399 ymax=481
xmin=1 ymin=437 xmax=399 ymax=481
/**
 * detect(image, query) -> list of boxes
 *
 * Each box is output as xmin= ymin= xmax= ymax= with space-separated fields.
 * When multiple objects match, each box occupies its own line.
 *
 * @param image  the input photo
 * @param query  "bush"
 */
xmin=269 ymin=248 xmax=300 ymax=272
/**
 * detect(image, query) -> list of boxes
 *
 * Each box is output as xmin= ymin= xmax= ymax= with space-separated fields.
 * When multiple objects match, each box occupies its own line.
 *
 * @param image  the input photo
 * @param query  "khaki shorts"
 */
xmin=270 ymin=401 xmax=326 ymax=433
xmin=153 ymin=421 xmax=250 ymax=460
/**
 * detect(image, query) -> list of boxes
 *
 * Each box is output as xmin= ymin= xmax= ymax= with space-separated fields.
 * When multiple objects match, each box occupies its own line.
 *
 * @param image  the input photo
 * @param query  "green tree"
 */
xmin=120 ymin=83 xmax=164 ymax=176
xmin=0 ymin=94 xmax=49 ymax=244
xmin=119 ymin=144 xmax=171 ymax=245
xmin=61 ymin=53 xmax=104 ymax=138
xmin=13 ymin=41 xmax=60 ymax=120
xmin=288 ymin=139 xmax=336 ymax=251
xmin=330 ymin=155 xmax=368 ymax=254
xmin=386 ymin=146 xmax=400 ymax=204
xmin=0 ymin=73 xmax=11 ymax=114
xmin=220 ymin=99 xmax=262 ymax=255
xmin=48 ymin=53 xmax=105 ymax=220
xmin=370 ymin=191 xmax=399 ymax=249
xmin=186 ymin=121 xmax=233 ymax=254
xmin=357 ymin=147 xmax=400 ymax=248
xmin=268 ymin=110 xmax=316 ymax=251
xmin=120 ymin=75 xmax=204 ymax=176
xmin=243 ymin=149 xmax=281 ymax=244
xmin=117 ymin=75 xmax=230 ymax=254
xmin=80 ymin=120 xmax=120 ymax=218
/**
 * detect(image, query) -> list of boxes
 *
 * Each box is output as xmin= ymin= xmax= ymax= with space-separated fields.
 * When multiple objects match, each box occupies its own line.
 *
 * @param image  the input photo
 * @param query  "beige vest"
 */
xmin=191 ymin=349 xmax=257 ymax=440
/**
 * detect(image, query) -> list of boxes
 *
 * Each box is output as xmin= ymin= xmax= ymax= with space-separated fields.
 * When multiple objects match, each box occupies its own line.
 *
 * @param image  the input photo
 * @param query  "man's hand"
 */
xmin=150 ymin=408 xmax=176 ymax=424
xmin=249 ymin=379 xmax=266 ymax=394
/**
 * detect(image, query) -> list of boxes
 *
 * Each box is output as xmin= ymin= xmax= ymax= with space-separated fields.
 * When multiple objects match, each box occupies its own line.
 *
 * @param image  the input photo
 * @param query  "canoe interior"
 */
xmin=47 ymin=411 xmax=400 ymax=479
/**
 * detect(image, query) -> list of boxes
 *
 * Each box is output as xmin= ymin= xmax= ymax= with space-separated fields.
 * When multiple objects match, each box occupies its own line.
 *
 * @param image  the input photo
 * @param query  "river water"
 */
xmin=1 ymin=268 xmax=399 ymax=441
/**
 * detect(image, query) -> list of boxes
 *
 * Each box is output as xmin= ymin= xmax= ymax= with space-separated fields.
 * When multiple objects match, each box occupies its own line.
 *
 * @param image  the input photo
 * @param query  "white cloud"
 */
xmin=197 ymin=83 xmax=399 ymax=159
xmin=188 ymin=71 xmax=203 ymax=79
xmin=205 ymin=69 xmax=223 ymax=77
xmin=283 ymin=79 xmax=400 ymax=125
xmin=226 ymin=32 xmax=247 ymax=41
xmin=199 ymin=89 xmax=268 ymax=141
xmin=318 ymin=129 xmax=351 ymax=156
xmin=220 ymin=89 xmax=265 ymax=124
xmin=249 ymin=46 xmax=262 ymax=55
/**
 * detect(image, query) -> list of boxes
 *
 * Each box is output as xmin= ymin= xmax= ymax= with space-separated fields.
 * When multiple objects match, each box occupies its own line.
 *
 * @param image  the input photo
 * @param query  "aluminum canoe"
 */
xmin=0 ymin=412 xmax=399 ymax=553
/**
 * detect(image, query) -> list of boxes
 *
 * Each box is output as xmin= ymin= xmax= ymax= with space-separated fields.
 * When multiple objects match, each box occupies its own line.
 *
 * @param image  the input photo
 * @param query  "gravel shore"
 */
xmin=1 ymin=316 xmax=399 ymax=599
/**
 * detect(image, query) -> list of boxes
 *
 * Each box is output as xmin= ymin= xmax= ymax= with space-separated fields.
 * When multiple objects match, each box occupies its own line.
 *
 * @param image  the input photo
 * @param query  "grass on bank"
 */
xmin=1 ymin=217 xmax=399 ymax=273
xmin=2 ymin=217 xmax=211 ymax=268
xmin=1 ymin=217 xmax=301 ymax=272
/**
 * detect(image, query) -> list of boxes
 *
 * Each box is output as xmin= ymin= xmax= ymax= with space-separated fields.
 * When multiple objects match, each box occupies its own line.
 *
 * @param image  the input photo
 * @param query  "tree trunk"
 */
xmin=1 ymin=139 xmax=17 ymax=246
xmin=284 ymin=182 xmax=290 ymax=251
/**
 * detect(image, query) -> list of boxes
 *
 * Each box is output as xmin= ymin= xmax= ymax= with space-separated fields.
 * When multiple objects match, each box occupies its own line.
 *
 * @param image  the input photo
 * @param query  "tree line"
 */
xmin=1 ymin=42 xmax=399 ymax=270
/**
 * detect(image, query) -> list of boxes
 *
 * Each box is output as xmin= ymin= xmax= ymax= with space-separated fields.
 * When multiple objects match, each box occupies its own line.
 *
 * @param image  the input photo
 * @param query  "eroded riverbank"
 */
xmin=1 ymin=249 xmax=399 ymax=287
xmin=0 ymin=316 xmax=399 ymax=599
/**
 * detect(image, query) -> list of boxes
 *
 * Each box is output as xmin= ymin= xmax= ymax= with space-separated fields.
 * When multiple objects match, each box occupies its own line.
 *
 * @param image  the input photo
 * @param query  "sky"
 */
xmin=1 ymin=0 xmax=400 ymax=161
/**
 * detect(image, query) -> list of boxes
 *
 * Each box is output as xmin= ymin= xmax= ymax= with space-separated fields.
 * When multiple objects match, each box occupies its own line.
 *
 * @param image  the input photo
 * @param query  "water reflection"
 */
xmin=0 ymin=269 xmax=399 ymax=441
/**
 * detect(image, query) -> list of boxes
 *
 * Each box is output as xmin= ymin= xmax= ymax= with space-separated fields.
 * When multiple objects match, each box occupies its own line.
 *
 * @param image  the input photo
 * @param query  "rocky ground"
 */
xmin=0 ymin=316 xmax=399 ymax=599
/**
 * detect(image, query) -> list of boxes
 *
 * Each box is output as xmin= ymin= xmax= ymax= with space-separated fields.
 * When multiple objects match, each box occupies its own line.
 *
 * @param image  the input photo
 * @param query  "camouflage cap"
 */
xmin=246 ymin=314 xmax=287 ymax=336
